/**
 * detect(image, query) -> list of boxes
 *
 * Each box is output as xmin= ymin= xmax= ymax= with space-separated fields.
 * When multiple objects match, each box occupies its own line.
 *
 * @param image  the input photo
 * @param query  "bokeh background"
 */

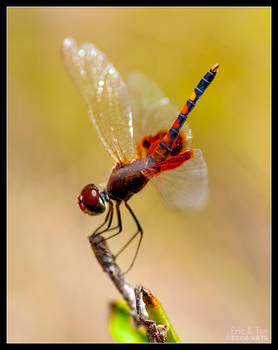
xmin=8 ymin=7 xmax=271 ymax=343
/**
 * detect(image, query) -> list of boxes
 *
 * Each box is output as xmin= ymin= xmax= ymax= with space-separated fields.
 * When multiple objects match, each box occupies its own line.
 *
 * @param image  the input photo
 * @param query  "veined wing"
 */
xmin=151 ymin=149 xmax=208 ymax=211
xmin=125 ymin=72 xmax=192 ymax=152
xmin=125 ymin=72 xmax=207 ymax=210
xmin=62 ymin=38 xmax=134 ymax=164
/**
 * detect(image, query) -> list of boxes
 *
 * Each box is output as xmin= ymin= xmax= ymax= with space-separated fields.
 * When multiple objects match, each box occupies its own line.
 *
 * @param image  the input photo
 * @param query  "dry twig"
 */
xmin=89 ymin=234 xmax=146 ymax=324
xmin=135 ymin=285 xmax=168 ymax=343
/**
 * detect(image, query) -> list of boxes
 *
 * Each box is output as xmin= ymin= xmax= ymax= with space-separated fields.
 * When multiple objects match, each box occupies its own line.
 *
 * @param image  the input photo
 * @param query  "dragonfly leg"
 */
xmin=89 ymin=201 xmax=114 ymax=243
xmin=114 ymin=201 xmax=143 ymax=274
xmin=94 ymin=202 xmax=123 ymax=245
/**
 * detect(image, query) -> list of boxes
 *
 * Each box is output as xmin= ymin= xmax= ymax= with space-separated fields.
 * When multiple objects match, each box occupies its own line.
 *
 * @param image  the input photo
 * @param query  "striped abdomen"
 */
xmin=150 ymin=63 xmax=219 ymax=164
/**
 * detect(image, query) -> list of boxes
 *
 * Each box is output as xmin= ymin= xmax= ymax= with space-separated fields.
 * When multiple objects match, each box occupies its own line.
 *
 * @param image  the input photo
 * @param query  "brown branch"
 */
xmin=134 ymin=285 xmax=168 ymax=343
xmin=89 ymin=234 xmax=169 ymax=343
xmin=89 ymin=234 xmax=144 ymax=324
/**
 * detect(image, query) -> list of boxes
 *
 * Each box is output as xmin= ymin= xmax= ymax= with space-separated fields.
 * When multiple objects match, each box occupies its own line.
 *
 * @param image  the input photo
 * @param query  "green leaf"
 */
xmin=109 ymin=300 xmax=148 ymax=343
xmin=142 ymin=288 xmax=181 ymax=343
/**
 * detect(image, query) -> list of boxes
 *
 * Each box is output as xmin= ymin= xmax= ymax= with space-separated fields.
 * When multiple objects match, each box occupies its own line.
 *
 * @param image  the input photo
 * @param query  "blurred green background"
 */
xmin=8 ymin=7 xmax=270 ymax=343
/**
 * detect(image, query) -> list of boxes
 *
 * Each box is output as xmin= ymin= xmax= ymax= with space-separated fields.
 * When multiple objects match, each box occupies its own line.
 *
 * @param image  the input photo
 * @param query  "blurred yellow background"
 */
xmin=8 ymin=7 xmax=271 ymax=343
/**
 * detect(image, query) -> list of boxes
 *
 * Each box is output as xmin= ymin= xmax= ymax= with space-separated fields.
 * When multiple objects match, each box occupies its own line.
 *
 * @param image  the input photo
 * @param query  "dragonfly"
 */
xmin=62 ymin=38 xmax=219 ymax=273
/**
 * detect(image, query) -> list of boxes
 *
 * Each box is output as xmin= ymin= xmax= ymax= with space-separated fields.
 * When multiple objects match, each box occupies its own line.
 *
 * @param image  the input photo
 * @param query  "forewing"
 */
xmin=151 ymin=149 xmax=208 ymax=211
xmin=62 ymin=38 xmax=134 ymax=164
xmin=125 ymin=72 xmax=192 ymax=152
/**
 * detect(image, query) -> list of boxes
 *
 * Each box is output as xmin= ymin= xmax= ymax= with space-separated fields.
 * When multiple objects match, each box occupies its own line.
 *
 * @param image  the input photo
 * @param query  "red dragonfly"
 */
xmin=62 ymin=38 xmax=219 ymax=272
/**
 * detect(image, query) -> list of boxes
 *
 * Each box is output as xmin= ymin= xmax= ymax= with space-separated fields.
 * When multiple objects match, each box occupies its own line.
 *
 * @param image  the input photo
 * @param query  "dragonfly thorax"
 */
xmin=106 ymin=159 xmax=151 ymax=203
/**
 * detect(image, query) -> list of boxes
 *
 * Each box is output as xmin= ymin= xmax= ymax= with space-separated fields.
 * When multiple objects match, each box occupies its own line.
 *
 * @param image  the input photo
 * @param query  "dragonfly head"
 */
xmin=78 ymin=184 xmax=107 ymax=215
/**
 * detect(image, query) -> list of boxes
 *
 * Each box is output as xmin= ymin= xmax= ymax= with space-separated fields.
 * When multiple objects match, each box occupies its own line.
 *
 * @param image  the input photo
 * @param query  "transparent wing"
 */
xmin=125 ymin=72 xmax=206 ymax=211
xmin=125 ymin=72 xmax=192 ymax=151
xmin=151 ymin=149 xmax=208 ymax=211
xmin=62 ymin=38 xmax=134 ymax=164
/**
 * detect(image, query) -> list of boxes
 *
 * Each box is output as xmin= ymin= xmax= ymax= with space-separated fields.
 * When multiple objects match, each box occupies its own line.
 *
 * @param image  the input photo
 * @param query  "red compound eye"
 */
xmin=78 ymin=184 xmax=106 ymax=216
